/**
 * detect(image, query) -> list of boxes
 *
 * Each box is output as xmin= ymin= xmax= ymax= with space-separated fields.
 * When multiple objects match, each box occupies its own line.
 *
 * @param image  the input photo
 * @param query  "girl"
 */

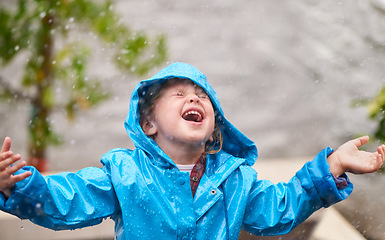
xmin=1 ymin=62 xmax=384 ymax=239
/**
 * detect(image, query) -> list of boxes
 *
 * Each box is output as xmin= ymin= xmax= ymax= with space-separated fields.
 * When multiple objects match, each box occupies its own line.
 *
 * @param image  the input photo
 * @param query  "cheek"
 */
xmin=207 ymin=108 xmax=216 ymax=129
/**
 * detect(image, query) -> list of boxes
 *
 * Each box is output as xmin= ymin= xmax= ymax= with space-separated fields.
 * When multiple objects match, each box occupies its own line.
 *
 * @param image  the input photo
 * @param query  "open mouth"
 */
xmin=182 ymin=110 xmax=203 ymax=122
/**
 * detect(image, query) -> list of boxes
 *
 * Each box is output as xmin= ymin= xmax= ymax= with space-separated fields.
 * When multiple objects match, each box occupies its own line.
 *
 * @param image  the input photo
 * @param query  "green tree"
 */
xmin=0 ymin=0 xmax=167 ymax=171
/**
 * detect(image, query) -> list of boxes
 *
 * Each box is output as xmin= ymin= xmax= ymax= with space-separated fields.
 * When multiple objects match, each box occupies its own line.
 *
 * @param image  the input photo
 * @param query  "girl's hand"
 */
xmin=327 ymin=136 xmax=385 ymax=177
xmin=0 ymin=137 xmax=32 ymax=197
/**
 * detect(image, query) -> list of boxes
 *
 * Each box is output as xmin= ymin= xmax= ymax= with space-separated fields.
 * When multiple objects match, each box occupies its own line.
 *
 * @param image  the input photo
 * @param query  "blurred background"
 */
xmin=1 ymin=0 xmax=385 ymax=239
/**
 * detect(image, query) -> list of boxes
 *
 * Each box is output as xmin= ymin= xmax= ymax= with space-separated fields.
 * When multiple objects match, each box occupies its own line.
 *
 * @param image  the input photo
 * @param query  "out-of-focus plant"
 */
xmin=367 ymin=86 xmax=385 ymax=143
xmin=364 ymin=85 xmax=385 ymax=172
xmin=0 ymin=0 xmax=167 ymax=171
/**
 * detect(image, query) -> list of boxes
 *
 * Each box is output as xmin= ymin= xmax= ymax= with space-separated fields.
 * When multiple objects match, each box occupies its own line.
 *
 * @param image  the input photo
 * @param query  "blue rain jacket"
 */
xmin=0 ymin=63 xmax=353 ymax=239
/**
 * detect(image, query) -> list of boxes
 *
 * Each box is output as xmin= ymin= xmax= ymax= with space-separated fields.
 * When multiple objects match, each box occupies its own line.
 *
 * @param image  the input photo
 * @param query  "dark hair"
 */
xmin=139 ymin=78 xmax=223 ymax=154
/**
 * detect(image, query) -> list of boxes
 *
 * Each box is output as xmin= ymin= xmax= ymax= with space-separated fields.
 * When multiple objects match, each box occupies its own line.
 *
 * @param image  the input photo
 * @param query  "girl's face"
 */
xmin=142 ymin=79 xmax=215 ymax=151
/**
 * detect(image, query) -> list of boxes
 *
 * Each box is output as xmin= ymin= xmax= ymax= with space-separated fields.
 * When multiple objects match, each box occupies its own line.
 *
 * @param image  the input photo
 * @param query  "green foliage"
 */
xmin=0 ymin=0 xmax=167 ymax=167
xmin=362 ymin=85 xmax=385 ymax=172
xmin=367 ymin=85 xmax=385 ymax=143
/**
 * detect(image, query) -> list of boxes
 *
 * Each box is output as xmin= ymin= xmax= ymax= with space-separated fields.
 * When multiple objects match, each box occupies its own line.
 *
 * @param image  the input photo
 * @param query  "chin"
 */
xmin=186 ymin=136 xmax=210 ymax=146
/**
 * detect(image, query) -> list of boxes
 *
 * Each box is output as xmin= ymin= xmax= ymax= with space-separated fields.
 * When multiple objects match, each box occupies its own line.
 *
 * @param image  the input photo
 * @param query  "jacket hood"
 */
xmin=124 ymin=62 xmax=258 ymax=167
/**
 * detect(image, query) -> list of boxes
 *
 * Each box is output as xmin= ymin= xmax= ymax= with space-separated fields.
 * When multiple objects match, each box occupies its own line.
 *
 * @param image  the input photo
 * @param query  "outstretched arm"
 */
xmin=327 ymin=136 xmax=385 ymax=177
xmin=0 ymin=137 xmax=32 ymax=197
xmin=0 ymin=137 xmax=119 ymax=230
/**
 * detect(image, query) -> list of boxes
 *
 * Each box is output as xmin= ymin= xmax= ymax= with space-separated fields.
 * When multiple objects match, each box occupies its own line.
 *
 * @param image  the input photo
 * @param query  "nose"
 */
xmin=188 ymin=94 xmax=199 ymax=103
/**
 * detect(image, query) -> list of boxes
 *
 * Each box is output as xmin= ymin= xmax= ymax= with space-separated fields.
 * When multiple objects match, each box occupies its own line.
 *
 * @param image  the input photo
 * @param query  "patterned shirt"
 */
xmin=190 ymin=154 xmax=207 ymax=198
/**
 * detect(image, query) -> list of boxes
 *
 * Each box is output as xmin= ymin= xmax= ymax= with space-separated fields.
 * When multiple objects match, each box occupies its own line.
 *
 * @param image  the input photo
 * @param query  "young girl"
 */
xmin=0 ymin=62 xmax=384 ymax=239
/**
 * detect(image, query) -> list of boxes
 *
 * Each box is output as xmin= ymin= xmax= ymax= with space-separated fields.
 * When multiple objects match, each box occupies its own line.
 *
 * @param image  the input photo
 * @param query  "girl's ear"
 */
xmin=141 ymin=117 xmax=157 ymax=136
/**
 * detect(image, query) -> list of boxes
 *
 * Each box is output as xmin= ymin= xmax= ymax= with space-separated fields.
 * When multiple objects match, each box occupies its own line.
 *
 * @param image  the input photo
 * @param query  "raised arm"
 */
xmin=0 ymin=137 xmax=32 ymax=197
xmin=0 ymin=137 xmax=119 ymax=231
xmin=327 ymin=136 xmax=385 ymax=177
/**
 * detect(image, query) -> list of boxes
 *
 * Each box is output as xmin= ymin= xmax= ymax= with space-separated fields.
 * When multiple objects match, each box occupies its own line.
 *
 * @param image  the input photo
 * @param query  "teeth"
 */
xmin=183 ymin=110 xmax=203 ymax=122
xmin=184 ymin=111 xmax=201 ymax=118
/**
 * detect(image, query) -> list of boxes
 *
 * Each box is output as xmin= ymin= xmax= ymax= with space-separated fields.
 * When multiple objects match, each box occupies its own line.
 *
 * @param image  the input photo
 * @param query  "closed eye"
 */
xmin=195 ymin=86 xmax=208 ymax=99
xmin=198 ymin=93 xmax=208 ymax=99
xmin=196 ymin=90 xmax=209 ymax=99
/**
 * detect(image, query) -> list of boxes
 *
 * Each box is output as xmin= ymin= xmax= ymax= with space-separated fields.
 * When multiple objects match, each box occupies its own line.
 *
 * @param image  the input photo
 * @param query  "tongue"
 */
xmin=183 ymin=114 xmax=201 ymax=122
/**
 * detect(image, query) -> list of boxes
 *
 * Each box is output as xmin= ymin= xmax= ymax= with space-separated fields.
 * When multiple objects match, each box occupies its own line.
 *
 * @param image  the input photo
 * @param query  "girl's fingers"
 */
xmin=0 ymin=151 xmax=13 ymax=161
xmin=374 ymin=146 xmax=385 ymax=169
xmin=10 ymin=170 xmax=32 ymax=184
xmin=0 ymin=154 xmax=21 ymax=171
xmin=352 ymin=136 xmax=370 ymax=148
xmin=0 ymin=152 xmax=13 ymax=171
xmin=377 ymin=146 xmax=384 ymax=157
xmin=7 ymin=160 xmax=27 ymax=175
xmin=1 ymin=137 xmax=12 ymax=153
xmin=377 ymin=145 xmax=385 ymax=161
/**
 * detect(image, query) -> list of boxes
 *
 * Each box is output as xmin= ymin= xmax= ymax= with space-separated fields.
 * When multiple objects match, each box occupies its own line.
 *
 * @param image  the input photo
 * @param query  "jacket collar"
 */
xmin=194 ymin=152 xmax=246 ymax=220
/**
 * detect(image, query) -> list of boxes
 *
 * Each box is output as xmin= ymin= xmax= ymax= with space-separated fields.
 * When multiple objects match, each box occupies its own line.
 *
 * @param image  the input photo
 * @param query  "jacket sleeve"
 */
xmin=0 ymin=165 xmax=119 ymax=230
xmin=242 ymin=147 xmax=353 ymax=236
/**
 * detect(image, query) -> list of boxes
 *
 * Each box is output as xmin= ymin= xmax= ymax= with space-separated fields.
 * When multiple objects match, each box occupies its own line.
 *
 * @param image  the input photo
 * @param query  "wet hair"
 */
xmin=205 ymin=123 xmax=223 ymax=154
xmin=139 ymin=78 xmax=223 ymax=154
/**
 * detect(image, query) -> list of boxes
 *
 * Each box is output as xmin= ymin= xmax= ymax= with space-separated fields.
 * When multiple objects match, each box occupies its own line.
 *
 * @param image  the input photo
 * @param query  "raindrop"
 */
xmin=121 ymin=49 xmax=130 ymax=54
xmin=69 ymin=17 xmax=75 ymax=23
xmin=20 ymin=226 xmax=24 ymax=230
xmin=14 ymin=45 xmax=20 ymax=51
xmin=39 ymin=12 xmax=46 ymax=19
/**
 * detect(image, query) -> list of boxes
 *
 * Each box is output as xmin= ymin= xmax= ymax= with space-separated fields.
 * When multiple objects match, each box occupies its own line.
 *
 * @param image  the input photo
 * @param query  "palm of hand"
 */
xmin=335 ymin=136 xmax=385 ymax=175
